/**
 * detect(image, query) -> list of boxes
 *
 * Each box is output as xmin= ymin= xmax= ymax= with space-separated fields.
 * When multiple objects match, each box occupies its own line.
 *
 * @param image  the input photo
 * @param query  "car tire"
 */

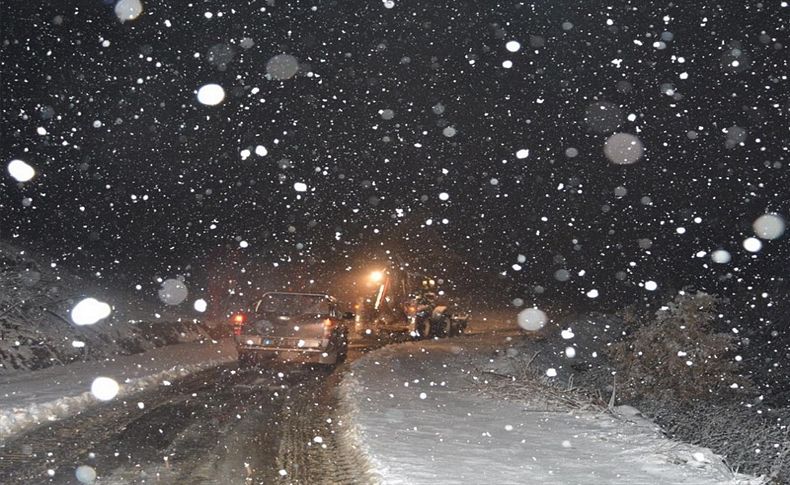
xmin=419 ymin=319 xmax=431 ymax=340
xmin=320 ymin=354 xmax=339 ymax=370
xmin=443 ymin=319 xmax=454 ymax=338
xmin=238 ymin=351 xmax=255 ymax=367
xmin=336 ymin=338 xmax=348 ymax=363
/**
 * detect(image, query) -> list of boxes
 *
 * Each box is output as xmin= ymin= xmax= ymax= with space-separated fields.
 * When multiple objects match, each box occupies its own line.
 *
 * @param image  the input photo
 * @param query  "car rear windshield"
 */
xmin=253 ymin=293 xmax=331 ymax=317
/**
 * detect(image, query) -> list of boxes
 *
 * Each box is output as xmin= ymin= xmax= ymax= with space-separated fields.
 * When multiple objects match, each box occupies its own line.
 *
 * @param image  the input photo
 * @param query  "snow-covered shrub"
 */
xmin=609 ymin=291 xmax=748 ymax=400
xmin=1 ymin=242 xmax=212 ymax=372
xmin=640 ymin=399 xmax=790 ymax=483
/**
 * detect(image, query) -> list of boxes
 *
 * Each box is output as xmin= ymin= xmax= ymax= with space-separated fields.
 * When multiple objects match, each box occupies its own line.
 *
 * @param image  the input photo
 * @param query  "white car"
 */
xmin=232 ymin=292 xmax=353 ymax=367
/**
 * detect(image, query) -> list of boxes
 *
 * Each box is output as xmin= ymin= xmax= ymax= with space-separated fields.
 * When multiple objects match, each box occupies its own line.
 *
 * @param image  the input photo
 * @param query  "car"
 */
xmin=232 ymin=292 xmax=353 ymax=367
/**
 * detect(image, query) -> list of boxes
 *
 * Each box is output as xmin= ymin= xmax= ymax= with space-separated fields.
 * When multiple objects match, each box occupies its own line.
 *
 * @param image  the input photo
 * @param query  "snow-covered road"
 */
xmin=0 ymin=320 xmax=765 ymax=484
xmin=0 ymin=335 xmax=380 ymax=483
xmin=0 ymin=338 xmax=237 ymax=438
xmin=340 ymin=332 xmax=763 ymax=484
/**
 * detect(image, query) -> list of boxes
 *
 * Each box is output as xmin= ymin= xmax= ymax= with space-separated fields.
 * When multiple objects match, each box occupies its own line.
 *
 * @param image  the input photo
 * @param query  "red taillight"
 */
xmin=231 ymin=313 xmax=247 ymax=336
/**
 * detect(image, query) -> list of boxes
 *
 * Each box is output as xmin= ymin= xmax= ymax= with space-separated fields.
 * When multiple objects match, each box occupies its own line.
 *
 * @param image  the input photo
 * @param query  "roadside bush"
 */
xmin=1 ymin=242 xmax=213 ymax=373
xmin=637 ymin=398 xmax=790 ymax=483
xmin=609 ymin=291 xmax=748 ymax=401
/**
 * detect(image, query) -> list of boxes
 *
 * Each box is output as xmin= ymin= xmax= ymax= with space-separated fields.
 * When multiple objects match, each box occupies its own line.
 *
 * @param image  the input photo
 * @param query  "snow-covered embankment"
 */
xmin=0 ymin=339 xmax=236 ymax=438
xmin=338 ymin=335 xmax=763 ymax=484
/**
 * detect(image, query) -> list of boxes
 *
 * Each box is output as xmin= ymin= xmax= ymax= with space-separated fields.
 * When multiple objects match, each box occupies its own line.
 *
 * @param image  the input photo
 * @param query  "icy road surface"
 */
xmin=0 ymin=317 xmax=762 ymax=484
xmin=0 ymin=339 xmax=237 ymax=438
xmin=340 ymin=331 xmax=762 ymax=485
xmin=0 ymin=335 xmax=389 ymax=484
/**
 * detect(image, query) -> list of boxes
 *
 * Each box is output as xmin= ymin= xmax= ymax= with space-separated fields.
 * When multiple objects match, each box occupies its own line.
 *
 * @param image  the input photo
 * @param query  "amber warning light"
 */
xmin=230 ymin=313 xmax=247 ymax=335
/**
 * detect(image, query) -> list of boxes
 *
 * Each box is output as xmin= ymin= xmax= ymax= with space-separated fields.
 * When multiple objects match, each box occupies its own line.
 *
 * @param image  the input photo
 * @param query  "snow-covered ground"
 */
xmin=339 ymin=333 xmax=763 ymax=484
xmin=0 ymin=338 xmax=236 ymax=438
xmin=1 ymin=240 xmax=223 ymax=375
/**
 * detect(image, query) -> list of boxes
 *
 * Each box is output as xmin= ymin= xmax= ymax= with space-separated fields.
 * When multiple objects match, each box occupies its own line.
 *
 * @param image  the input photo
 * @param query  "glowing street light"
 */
xmin=369 ymin=270 xmax=385 ymax=283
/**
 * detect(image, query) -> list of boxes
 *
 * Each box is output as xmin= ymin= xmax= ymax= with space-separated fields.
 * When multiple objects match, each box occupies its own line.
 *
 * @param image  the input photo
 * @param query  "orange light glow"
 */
xmin=369 ymin=270 xmax=384 ymax=283
xmin=231 ymin=313 xmax=246 ymax=324
xmin=323 ymin=318 xmax=335 ymax=338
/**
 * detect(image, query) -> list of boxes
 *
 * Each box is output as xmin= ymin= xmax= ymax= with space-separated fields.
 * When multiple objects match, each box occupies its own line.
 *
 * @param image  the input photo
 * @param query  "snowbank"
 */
xmin=1 ymin=240 xmax=218 ymax=374
xmin=0 ymin=338 xmax=236 ymax=438
xmin=339 ymin=335 xmax=763 ymax=484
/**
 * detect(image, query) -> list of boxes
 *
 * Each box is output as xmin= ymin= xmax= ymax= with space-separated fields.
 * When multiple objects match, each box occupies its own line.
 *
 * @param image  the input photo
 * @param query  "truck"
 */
xmin=357 ymin=263 xmax=468 ymax=339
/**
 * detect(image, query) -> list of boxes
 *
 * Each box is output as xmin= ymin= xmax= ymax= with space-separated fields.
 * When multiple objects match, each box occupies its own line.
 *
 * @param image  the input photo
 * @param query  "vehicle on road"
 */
xmin=356 ymin=262 xmax=470 ymax=339
xmin=406 ymin=294 xmax=469 ymax=339
xmin=232 ymin=292 xmax=353 ymax=367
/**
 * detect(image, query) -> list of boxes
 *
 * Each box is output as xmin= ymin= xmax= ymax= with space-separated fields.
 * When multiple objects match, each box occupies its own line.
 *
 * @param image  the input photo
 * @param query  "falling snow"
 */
xmin=1 ymin=0 xmax=787 ymax=481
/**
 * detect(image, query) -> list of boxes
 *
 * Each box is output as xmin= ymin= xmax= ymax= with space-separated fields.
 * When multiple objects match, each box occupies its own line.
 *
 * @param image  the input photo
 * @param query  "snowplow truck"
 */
xmin=358 ymin=267 xmax=468 ymax=339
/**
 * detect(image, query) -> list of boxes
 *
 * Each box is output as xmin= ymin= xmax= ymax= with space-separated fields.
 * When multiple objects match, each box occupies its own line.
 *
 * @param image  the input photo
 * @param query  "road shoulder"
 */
xmin=0 ymin=338 xmax=236 ymax=438
xmin=339 ymin=333 xmax=763 ymax=484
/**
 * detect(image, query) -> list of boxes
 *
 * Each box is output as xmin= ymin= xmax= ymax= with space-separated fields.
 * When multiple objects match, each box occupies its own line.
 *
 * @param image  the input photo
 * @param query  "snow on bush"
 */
xmin=609 ymin=291 xmax=749 ymax=401
xmin=0 ymin=242 xmax=212 ymax=373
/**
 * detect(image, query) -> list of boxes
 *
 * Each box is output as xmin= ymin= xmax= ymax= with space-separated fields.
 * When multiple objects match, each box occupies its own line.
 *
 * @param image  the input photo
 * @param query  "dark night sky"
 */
xmin=1 ymin=0 xmax=788 ymax=319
